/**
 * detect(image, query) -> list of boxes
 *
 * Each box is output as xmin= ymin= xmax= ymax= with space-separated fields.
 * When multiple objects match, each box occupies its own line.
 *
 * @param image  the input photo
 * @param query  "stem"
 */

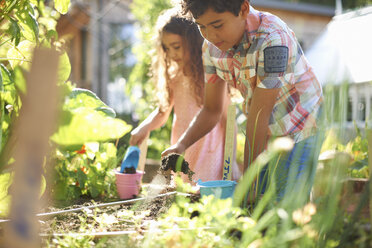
xmin=0 ymin=57 xmax=31 ymax=62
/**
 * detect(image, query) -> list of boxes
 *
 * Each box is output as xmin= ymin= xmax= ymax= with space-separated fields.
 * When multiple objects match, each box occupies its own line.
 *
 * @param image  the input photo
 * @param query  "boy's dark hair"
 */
xmin=181 ymin=0 xmax=248 ymax=19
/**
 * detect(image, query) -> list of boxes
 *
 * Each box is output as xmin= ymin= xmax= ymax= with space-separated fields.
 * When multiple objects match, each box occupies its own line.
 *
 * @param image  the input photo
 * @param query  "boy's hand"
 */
xmin=129 ymin=127 xmax=149 ymax=146
xmin=161 ymin=142 xmax=186 ymax=158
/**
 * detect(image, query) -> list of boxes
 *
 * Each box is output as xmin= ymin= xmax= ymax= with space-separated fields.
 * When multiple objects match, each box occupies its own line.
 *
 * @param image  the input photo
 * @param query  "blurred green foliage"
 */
xmin=0 ymin=0 xmax=132 ymax=209
xmin=128 ymin=0 xmax=172 ymax=160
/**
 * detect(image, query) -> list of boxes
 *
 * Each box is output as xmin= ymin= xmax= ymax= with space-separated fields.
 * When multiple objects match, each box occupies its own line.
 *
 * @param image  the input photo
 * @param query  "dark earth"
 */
xmin=161 ymin=153 xmax=195 ymax=181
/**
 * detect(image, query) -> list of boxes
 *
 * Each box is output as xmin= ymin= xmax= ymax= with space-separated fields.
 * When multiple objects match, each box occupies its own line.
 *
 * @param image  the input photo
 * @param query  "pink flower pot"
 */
xmin=115 ymin=170 xmax=144 ymax=199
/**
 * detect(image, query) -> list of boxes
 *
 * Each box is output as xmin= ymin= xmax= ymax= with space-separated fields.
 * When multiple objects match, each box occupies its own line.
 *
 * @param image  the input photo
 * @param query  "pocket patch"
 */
xmin=264 ymin=46 xmax=288 ymax=73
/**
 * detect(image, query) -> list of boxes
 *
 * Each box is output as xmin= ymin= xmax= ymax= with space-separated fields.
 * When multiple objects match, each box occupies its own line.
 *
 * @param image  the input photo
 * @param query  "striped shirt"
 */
xmin=203 ymin=7 xmax=323 ymax=142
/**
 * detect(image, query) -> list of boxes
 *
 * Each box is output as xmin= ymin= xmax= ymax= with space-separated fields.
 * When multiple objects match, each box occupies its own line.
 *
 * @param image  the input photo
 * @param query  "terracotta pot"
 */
xmin=115 ymin=170 xmax=144 ymax=199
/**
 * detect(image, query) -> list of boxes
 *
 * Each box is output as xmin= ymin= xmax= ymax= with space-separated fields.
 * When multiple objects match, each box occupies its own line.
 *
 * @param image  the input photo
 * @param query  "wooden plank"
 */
xmin=223 ymin=104 xmax=236 ymax=181
xmin=367 ymin=130 xmax=372 ymax=226
xmin=3 ymin=48 xmax=59 ymax=248
xmin=137 ymin=134 xmax=149 ymax=173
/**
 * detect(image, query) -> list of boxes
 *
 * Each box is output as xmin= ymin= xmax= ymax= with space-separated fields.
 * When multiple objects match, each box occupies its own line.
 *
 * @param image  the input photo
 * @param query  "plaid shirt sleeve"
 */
xmin=202 ymin=40 xmax=220 ymax=84
xmin=256 ymin=30 xmax=296 ymax=89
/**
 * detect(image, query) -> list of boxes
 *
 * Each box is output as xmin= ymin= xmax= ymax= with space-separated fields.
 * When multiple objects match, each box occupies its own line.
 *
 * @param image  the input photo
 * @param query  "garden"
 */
xmin=0 ymin=0 xmax=371 ymax=247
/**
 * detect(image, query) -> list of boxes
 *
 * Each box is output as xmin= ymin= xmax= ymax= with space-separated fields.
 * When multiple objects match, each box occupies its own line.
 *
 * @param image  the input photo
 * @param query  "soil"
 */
xmin=37 ymin=183 xmax=199 ymax=235
xmin=161 ymin=154 xmax=195 ymax=181
xmin=123 ymin=167 xmax=136 ymax=174
xmin=0 ymin=161 xmax=201 ymax=246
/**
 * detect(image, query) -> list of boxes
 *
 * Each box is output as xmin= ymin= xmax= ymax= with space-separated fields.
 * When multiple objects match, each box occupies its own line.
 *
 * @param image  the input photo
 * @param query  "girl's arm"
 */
xmin=244 ymin=87 xmax=279 ymax=171
xmin=162 ymin=77 xmax=227 ymax=156
xmin=130 ymin=101 xmax=174 ymax=146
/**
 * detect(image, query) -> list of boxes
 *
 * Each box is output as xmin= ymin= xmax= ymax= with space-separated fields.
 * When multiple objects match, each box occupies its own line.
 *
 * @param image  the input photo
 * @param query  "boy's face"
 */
xmin=161 ymin=32 xmax=186 ymax=69
xmin=195 ymin=3 xmax=249 ymax=51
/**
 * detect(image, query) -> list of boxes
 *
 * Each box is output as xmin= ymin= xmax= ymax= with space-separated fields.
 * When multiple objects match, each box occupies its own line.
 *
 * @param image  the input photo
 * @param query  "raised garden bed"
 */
xmin=37 ymin=186 xmax=199 ymax=246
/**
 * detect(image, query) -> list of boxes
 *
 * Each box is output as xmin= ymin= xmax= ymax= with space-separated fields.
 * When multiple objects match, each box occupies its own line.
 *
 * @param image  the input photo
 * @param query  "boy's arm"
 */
xmin=244 ymin=87 xmax=279 ymax=171
xmin=162 ymin=77 xmax=227 ymax=156
xmin=130 ymin=101 xmax=174 ymax=146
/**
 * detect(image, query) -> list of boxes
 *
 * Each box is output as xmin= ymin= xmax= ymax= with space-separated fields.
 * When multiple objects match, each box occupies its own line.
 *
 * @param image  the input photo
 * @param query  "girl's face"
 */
xmin=161 ymin=32 xmax=186 ymax=69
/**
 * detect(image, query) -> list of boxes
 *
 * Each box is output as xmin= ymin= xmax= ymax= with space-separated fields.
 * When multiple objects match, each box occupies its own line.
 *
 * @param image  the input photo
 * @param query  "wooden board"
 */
xmin=3 ymin=48 xmax=59 ymax=248
xmin=223 ymin=104 xmax=236 ymax=181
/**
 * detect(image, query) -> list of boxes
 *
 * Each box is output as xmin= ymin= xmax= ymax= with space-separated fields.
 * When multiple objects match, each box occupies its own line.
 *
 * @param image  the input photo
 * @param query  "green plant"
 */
xmin=320 ymin=125 xmax=369 ymax=179
xmin=49 ymin=86 xmax=131 ymax=202
xmin=51 ymin=142 xmax=119 ymax=202
xmin=135 ymin=195 xmax=257 ymax=248
xmin=0 ymin=0 xmax=72 ymax=217
xmin=127 ymin=0 xmax=172 ymax=160
xmin=0 ymin=0 xmax=133 ymax=212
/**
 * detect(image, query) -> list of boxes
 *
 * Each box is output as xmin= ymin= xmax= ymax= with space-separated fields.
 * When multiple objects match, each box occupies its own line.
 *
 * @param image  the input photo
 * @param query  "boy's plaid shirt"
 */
xmin=203 ymin=7 xmax=323 ymax=142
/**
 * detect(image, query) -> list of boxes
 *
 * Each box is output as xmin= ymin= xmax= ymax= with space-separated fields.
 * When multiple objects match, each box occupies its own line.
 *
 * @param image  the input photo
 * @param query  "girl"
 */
xmin=129 ymin=8 xmax=240 ymax=184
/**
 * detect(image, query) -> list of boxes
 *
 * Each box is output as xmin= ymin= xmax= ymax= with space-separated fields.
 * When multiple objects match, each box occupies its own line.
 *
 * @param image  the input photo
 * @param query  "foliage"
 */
xmin=320 ymin=126 xmax=369 ymax=179
xmin=0 ymin=0 xmax=68 ymax=215
xmin=48 ymin=82 xmax=131 ymax=203
xmin=137 ymin=195 xmax=258 ymax=248
xmin=0 ymin=0 xmax=132 ymax=210
xmin=128 ymin=0 xmax=172 ymax=159
xmin=51 ymin=142 xmax=120 ymax=204
xmin=51 ymin=88 xmax=131 ymax=147
xmin=109 ymin=24 xmax=136 ymax=82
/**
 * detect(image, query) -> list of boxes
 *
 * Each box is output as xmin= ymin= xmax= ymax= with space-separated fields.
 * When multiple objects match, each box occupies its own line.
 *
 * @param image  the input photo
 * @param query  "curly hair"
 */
xmin=150 ymin=8 xmax=204 ymax=112
xmin=181 ymin=0 xmax=248 ymax=19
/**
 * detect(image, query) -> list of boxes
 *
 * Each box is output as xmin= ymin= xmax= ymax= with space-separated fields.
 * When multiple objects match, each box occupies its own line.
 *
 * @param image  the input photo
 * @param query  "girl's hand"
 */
xmin=129 ymin=127 xmax=149 ymax=146
xmin=161 ymin=142 xmax=186 ymax=158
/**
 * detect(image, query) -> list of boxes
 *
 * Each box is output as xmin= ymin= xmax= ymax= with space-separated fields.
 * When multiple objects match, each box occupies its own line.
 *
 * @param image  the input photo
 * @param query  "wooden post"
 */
xmin=223 ymin=104 xmax=236 ymax=181
xmin=3 ymin=48 xmax=59 ymax=248
xmin=137 ymin=134 xmax=149 ymax=173
xmin=367 ymin=130 xmax=372 ymax=227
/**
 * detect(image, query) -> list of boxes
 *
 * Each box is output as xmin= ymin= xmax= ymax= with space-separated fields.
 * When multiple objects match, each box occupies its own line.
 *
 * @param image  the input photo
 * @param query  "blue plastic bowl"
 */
xmin=197 ymin=180 xmax=237 ymax=199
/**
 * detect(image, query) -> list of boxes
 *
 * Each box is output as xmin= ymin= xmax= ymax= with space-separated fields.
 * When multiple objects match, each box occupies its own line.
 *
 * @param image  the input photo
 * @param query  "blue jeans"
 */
xmin=258 ymin=135 xmax=320 ymax=201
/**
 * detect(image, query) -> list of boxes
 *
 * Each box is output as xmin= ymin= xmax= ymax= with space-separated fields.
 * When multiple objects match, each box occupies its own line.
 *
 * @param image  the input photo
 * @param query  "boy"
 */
xmin=162 ymin=0 xmax=323 ymax=198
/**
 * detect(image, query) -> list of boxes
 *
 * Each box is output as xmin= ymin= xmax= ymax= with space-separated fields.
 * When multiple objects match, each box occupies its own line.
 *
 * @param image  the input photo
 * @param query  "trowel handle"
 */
xmin=137 ymin=134 xmax=149 ymax=172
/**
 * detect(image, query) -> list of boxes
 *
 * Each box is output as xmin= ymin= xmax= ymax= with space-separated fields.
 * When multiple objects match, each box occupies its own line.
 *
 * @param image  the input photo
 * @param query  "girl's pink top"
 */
xmin=169 ymin=74 xmax=239 ymax=184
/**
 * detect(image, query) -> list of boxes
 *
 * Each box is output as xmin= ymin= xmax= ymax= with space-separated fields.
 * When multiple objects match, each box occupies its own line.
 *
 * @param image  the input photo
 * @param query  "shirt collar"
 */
xmin=226 ymin=6 xmax=260 ymax=57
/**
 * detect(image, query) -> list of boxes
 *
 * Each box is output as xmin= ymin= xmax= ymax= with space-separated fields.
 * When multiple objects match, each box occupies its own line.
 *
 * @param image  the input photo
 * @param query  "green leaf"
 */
xmin=95 ymin=106 xmax=116 ymax=118
xmin=0 ymin=66 xmax=3 ymax=90
xmin=14 ymin=67 xmax=26 ymax=94
xmin=58 ymin=52 xmax=71 ymax=83
xmin=15 ymin=11 xmax=35 ymax=42
xmin=65 ymin=88 xmax=116 ymax=117
xmin=7 ymin=17 xmax=21 ymax=46
xmin=46 ymin=29 xmax=59 ymax=41
xmin=24 ymin=12 xmax=39 ymax=42
xmin=0 ymin=172 xmax=13 ymax=218
xmin=54 ymin=0 xmax=70 ymax=14
xmin=51 ymin=108 xmax=132 ymax=146
xmin=0 ymin=65 xmax=11 ymax=87
xmin=27 ymin=2 xmax=36 ymax=16
xmin=40 ymin=175 xmax=46 ymax=198
xmin=53 ymin=181 xmax=68 ymax=201
xmin=7 ymin=40 xmax=34 ymax=70
xmin=89 ymin=184 xmax=100 ymax=198
xmin=76 ymin=169 xmax=87 ymax=188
